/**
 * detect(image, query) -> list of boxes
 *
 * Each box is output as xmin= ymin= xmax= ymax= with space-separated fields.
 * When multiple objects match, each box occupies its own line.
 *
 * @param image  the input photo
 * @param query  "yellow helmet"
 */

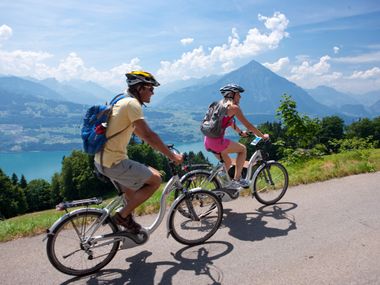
xmin=125 ymin=70 xmax=160 ymax=87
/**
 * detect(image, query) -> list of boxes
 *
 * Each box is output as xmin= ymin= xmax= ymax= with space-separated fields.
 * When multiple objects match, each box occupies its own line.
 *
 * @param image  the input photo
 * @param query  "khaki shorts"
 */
xmin=95 ymin=159 xmax=153 ymax=190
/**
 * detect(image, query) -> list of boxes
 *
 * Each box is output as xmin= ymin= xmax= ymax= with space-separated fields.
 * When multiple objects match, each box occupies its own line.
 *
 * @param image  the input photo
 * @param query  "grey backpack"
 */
xmin=200 ymin=100 xmax=228 ymax=138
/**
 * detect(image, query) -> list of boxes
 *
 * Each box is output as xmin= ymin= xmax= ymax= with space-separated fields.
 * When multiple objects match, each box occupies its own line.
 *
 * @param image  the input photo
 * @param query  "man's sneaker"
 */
xmin=112 ymin=212 xmax=142 ymax=234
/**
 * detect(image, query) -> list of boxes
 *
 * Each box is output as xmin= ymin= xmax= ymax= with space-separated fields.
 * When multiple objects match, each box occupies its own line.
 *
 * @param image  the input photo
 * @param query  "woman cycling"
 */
xmin=204 ymin=84 xmax=269 ymax=189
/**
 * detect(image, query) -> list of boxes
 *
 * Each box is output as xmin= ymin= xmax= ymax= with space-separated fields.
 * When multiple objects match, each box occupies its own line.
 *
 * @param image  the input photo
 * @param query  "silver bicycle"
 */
xmin=178 ymin=137 xmax=289 ymax=205
xmin=44 ymin=145 xmax=223 ymax=276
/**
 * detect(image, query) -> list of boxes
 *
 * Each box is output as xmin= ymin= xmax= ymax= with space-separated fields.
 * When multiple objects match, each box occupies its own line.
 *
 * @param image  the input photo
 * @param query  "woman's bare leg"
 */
xmin=221 ymin=141 xmax=246 ymax=180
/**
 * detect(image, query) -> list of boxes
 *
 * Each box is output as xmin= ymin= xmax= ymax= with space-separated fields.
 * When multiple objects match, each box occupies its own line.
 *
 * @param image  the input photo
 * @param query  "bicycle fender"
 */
xmin=180 ymin=169 xmax=211 ymax=183
xmin=180 ymin=169 xmax=223 ymax=188
xmin=46 ymin=208 xmax=105 ymax=237
xmin=165 ymin=187 xmax=202 ymax=236
xmin=251 ymin=160 xmax=277 ymax=189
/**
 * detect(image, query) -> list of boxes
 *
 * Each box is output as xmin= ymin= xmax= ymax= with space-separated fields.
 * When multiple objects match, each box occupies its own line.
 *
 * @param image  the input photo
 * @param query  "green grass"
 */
xmin=285 ymin=149 xmax=380 ymax=185
xmin=1 ymin=148 xmax=380 ymax=243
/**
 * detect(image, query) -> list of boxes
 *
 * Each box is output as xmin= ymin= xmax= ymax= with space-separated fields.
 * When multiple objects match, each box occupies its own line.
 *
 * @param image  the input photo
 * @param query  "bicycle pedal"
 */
xmin=119 ymin=230 xmax=148 ymax=249
xmin=214 ymin=188 xmax=239 ymax=202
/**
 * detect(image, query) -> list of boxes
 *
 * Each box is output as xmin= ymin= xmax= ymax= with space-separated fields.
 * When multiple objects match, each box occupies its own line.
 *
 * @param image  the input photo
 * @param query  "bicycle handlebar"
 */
xmin=245 ymin=132 xmax=271 ymax=146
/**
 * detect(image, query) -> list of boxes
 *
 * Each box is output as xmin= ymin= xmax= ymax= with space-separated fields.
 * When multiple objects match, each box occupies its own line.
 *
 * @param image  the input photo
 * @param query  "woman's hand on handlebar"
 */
xmin=262 ymin=133 xmax=270 ymax=140
xmin=245 ymin=131 xmax=270 ymax=140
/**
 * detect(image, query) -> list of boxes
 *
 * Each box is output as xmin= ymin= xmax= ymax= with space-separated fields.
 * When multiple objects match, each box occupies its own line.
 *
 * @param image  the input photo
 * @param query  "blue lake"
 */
xmin=0 ymin=141 xmax=218 ymax=181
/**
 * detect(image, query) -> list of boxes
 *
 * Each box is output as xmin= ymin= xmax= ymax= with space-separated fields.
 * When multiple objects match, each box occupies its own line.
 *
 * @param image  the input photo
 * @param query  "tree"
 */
xmin=320 ymin=116 xmax=344 ymax=142
xmin=50 ymin=172 xmax=63 ymax=205
xmin=372 ymin=116 xmax=380 ymax=145
xmin=276 ymin=94 xmax=321 ymax=149
xmin=25 ymin=179 xmax=52 ymax=212
xmin=346 ymin=118 xmax=374 ymax=139
xmin=61 ymin=150 xmax=114 ymax=200
xmin=11 ymin=173 xmax=18 ymax=185
xmin=19 ymin=175 xmax=27 ymax=189
xmin=0 ymin=169 xmax=28 ymax=218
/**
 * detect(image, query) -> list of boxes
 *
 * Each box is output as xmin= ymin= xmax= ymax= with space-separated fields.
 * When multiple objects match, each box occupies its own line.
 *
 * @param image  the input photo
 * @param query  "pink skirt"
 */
xmin=204 ymin=136 xmax=231 ymax=153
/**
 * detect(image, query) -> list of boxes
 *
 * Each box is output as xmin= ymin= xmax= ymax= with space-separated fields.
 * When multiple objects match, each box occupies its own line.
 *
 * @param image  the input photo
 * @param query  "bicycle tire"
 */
xmin=46 ymin=209 xmax=120 ymax=276
xmin=253 ymin=161 xmax=289 ymax=205
xmin=177 ymin=170 xmax=221 ymax=198
xmin=169 ymin=189 xmax=223 ymax=245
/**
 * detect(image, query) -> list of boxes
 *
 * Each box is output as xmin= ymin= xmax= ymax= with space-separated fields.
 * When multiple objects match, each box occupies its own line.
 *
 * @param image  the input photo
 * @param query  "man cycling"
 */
xmin=95 ymin=71 xmax=183 ymax=234
xmin=203 ymin=84 xmax=269 ymax=189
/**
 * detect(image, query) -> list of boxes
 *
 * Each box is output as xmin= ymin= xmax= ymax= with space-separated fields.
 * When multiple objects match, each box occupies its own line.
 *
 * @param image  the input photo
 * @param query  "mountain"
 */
xmin=0 ymin=76 xmax=66 ymax=102
xmin=157 ymin=60 xmax=334 ymax=117
xmin=338 ymin=104 xmax=372 ymax=118
xmin=30 ymin=78 xmax=114 ymax=104
xmin=350 ymin=90 xmax=380 ymax=107
xmin=370 ymin=100 xmax=380 ymax=115
xmin=0 ymin=76 xmax=183 ymax=151
xmin=306 ymin=86 xmax=359 ymax=107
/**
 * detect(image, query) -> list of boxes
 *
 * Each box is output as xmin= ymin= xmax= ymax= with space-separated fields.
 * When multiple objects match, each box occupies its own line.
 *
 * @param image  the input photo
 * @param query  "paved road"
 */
xmin=1 ymin=172 xmax=380 ymax=285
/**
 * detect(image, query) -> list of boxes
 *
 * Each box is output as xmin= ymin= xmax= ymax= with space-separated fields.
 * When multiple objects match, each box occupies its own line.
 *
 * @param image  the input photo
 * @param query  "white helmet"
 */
xmin=220 ymin=84 xmax=245 ymax=98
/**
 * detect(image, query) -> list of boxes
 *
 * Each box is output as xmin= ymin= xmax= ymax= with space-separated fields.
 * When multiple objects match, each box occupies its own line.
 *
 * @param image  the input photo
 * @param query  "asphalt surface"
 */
xmin=1 ymin=172 xmax=379 ymax=285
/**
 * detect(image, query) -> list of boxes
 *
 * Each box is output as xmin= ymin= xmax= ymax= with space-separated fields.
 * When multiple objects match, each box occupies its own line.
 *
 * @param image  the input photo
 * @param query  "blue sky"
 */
xmin=0 ymin=0 xmax=379 ymax=94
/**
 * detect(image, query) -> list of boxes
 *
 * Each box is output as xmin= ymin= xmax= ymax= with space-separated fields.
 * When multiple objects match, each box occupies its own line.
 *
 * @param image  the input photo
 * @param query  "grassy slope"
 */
xmin=1 ymin=149 xmax=379 ymax=242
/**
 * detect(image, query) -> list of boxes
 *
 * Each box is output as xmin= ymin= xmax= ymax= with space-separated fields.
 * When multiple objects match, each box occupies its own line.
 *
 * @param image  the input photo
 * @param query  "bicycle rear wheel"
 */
xmin=46 ymin=209 xmax=120 ymax=276
xmin=169 ymin=190 xmax=223 ymax=245
xmin=253 ymin=161 xmax=289 ymax=205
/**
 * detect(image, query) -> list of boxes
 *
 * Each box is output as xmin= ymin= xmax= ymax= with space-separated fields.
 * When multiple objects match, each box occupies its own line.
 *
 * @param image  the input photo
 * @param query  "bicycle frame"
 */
xmin=203 ymin=147 xmax=266 ymax=189
xmin=46 ymin=174 xmax=190 ymax=248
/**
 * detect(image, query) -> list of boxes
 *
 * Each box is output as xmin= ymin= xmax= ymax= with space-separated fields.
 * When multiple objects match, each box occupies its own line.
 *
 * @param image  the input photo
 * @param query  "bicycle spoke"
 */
xmin=47 ymin=211 xmax=119 ymax=276
xmin=169 ymin=190 xmax=223 ymax=245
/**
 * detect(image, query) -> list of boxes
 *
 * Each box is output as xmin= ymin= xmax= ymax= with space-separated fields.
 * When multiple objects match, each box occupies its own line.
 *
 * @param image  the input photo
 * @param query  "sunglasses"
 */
xmin=144 ymin=86 xmax=154 ymax=92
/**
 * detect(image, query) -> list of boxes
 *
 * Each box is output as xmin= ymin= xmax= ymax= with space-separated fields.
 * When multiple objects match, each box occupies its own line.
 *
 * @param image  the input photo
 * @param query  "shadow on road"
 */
xmin=222 ymin=202 xmax=298 ymax=241
xmin=61 ymin=241 xmax=233 ymax=285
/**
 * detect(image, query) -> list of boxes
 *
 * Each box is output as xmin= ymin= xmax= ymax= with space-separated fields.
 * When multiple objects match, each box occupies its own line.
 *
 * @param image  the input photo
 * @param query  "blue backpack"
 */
xmin=81 ymin=93 xmax=128 ymax=155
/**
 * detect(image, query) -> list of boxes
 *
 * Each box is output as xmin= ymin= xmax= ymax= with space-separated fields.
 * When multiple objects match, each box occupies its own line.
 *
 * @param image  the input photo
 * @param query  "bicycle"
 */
xmin=44 ymin=145 xmax=223 ymax=276
xmin=178 ymin=137 xmax=289 ymax=205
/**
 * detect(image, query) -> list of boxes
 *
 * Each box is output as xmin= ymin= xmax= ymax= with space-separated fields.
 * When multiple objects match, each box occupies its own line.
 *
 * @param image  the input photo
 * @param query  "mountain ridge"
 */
xmin=158 ymin=60 xmax=335 ymax=117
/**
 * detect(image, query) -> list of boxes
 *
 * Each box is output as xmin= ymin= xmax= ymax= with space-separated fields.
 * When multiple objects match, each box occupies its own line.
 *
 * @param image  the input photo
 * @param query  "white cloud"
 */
xmin=0 ymin=49 xmax=53 ymax=75
xmin=0 ymin=25 xmax=12 ymax=41
xmin=46 ymin=53 xmax=142 ymax=87
xmin=350 ymin=67 xmax=380 ymax=79
xmin=0 ymin=49 xmax=142 ymax=87
xmin=332 ymin=51 xmax=380 ymax=64
xmin=333 ymin=46 xmax=340 ymax=54
xmin=290 ymin=55 xmax=331 ymax=81
xmin=157 ymin=12 xmax=289 ymax=82
xmin=180 ymin=38 xmax=194 ymax=46
xmin=285 ymin=55 xmax=347 ymax=89
xmin=263 ymin=57 xmax=289 ymax=72
xmin=282 ymin=54 xmax=380 ymax=93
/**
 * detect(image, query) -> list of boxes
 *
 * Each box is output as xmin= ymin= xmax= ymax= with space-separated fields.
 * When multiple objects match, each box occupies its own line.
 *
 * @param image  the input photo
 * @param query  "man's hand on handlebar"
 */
xmin=171 ymin=153 xmax=184 ymax=165
xmin=167 ymin=145 xmax=184 ymax=165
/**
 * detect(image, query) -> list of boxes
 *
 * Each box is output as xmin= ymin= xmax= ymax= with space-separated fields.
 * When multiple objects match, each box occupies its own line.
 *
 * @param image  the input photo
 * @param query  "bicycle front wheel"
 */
xmin=177 ymin=170 xmax=220 ymax=198
xmin=253 ymin=161 xmax=289 ymax=205
xmin=46 ymin=209 xmax=120 ymax=276
xmin=169 ymin=190 xmax=223 ymax=245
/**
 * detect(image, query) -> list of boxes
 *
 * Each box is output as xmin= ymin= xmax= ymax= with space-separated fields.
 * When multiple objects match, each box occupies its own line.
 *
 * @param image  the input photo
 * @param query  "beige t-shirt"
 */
xmin=94 ymin=97 xmax=143 ymax=167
